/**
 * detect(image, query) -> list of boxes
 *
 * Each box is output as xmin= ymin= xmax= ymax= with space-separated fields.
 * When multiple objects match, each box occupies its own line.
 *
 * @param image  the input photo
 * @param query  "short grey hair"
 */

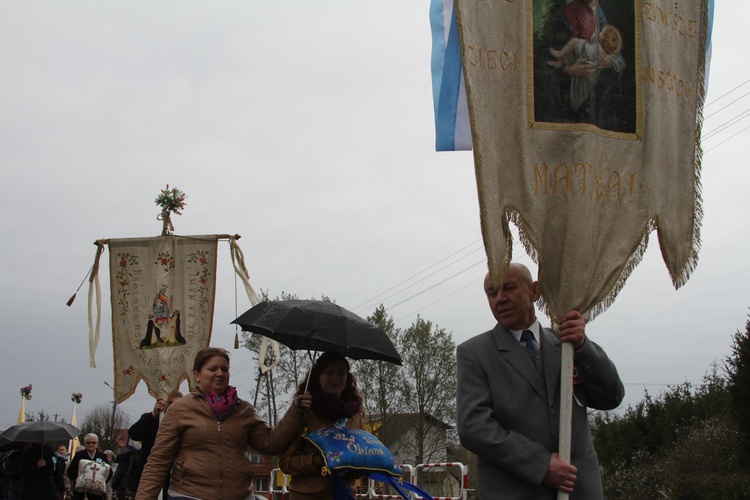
xmin=84 ymin=433 xmax=99 ymax=444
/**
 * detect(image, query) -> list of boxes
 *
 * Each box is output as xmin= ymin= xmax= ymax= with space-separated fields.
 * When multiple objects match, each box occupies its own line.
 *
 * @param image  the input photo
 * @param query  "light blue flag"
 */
xmin=706 ymin=0 xmax=714 ymax=83
xmin=430 ymin=0 xmax=471 ymax=151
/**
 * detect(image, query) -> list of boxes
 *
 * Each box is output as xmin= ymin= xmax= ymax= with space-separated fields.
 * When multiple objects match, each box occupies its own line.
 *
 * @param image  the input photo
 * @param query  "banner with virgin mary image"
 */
xmin=452 ymin=0 xmax=712 ymax=321
xmin=107 ymin=235 xmax=218 ymax=402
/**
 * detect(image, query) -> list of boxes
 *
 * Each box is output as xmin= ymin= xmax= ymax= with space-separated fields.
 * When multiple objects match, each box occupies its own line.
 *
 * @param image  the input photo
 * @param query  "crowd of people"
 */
xmin=0 ymin=436 xmax=117 ymax=500
xmin=0 ymin=346 xmax=317 ymax=500
xmin=2 ymin=262 xmax=625 ymax=499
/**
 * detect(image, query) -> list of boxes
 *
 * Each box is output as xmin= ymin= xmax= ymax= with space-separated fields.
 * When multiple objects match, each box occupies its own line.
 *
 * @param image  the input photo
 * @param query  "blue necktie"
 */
xmin=520 ymin=330 xmax=539 ymax=354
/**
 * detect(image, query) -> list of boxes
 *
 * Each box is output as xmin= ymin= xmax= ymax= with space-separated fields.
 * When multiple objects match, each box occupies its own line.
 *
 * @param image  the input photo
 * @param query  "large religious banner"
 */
xmin=434 ymin=0 xmax=712 ymax=321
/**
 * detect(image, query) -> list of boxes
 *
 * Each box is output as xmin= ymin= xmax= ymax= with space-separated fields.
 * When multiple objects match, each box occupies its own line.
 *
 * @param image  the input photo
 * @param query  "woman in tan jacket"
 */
xmin=136 ymin=347 xmax=311 ymax=500
xmin=279 ymin=351 xmax=365 ymax=499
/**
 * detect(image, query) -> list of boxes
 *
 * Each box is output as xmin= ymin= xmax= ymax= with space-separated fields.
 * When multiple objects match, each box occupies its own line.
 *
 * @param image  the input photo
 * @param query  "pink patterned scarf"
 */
xmin=200 ymin=385 xmax=238 ymax=421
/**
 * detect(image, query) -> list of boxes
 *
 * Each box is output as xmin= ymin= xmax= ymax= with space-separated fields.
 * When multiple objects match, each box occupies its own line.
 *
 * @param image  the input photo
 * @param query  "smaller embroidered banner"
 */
xmin=108 ymin=235 xmax=218 ymax=402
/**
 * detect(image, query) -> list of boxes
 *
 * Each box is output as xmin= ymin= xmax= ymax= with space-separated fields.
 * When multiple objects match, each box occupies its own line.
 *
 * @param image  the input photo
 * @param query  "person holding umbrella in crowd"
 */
xmin=19 ymin=442 xmax=58 ymax=499
xmin=279 ymin=351 xmax=365 ymax=499
xmin=0 ymin=422 xmax=81 ymax=500
xmin=136 ymin=347 xmax=311 ymax=500
xmin=233 ymin=300 xmax=401 ymax=497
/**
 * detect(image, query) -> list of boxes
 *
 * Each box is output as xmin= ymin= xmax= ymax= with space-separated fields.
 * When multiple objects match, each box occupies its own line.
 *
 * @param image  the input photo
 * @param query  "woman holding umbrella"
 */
xmin=279 ymin=351 xmax=365 ymax=499
xmin=19 ymin=442 xmax=58 ymax=499
xmin=135 ymin=347 xmax=311 ymax=500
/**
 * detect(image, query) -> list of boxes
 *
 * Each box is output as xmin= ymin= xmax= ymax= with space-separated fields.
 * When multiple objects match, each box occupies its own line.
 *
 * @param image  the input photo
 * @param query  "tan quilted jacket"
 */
xmin=136 ymin=391 xmax=303 ymax=500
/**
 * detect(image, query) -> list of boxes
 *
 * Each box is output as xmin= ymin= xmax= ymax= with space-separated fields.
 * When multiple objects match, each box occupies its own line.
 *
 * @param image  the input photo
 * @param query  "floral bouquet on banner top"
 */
xmin=155 ymin=184 xmax=187 ymax=236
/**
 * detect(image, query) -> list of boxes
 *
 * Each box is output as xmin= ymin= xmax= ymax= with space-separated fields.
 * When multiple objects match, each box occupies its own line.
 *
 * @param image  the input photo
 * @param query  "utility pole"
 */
xmin=103 ymin=381 xmax=117 ymax=450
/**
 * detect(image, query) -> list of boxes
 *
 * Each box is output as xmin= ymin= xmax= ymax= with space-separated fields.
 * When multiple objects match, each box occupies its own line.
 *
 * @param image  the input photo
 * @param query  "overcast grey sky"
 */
xmin=1 ymin=1 xmax=748 ymax=430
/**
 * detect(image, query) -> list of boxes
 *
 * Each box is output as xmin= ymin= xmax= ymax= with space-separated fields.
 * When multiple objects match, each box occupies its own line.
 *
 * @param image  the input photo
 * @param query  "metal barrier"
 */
xmin=269 ymin=468 xmax=289 ymax=499
xmin=414 ymin=462 xmax=468 ymax=500
xmin=355 ymin=464 xmax=415 ymax=499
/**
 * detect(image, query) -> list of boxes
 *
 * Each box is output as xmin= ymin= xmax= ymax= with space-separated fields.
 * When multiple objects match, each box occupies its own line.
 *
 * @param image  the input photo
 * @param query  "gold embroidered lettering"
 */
xmin=642 ymin=1 xmax=699 ymax=39
xmin=552 ymin=163 xmax=572 ymax=196
xmin=643 ymin=66 xmax=694 ymax=99
xmin=466 ymin=45 xmax=520 ymax=74
xmin=533 ymin=161 xmax=635 ymax=205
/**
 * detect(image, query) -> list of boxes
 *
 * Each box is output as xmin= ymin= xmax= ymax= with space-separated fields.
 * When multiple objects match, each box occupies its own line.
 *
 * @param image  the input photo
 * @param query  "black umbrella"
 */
xmin=0 ymin=421 xmax=81 ymax=443
xmin=0 ymin=434 xmax=22 ymax=452
xmin=232 ymin=300 xmax=402 ymax=365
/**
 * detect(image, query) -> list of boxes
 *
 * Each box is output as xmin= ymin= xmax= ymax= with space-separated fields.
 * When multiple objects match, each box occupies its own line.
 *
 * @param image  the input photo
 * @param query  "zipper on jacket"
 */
xmin=217 ymin=420 xmax=223 ymax=499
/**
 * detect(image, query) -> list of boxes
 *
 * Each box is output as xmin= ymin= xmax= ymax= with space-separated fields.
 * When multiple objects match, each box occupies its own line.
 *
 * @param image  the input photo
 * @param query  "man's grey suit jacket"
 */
xmin=457 ymin=324 xmax=624 ymax=499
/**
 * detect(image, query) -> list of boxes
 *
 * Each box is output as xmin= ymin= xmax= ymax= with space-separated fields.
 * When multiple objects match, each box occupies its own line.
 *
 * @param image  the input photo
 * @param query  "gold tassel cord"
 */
xmin=234 ymin=255 xmax=240 ymax=349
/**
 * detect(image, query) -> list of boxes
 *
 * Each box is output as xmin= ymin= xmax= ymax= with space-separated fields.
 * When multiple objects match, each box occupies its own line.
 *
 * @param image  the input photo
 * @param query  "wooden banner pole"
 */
xmin=557 ymin=333 xmax=574 ymax=500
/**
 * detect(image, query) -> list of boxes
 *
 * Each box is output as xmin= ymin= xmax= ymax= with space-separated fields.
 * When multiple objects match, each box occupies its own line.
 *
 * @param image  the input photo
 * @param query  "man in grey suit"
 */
xmin=457 ymin=263 xmax=624 ymax=498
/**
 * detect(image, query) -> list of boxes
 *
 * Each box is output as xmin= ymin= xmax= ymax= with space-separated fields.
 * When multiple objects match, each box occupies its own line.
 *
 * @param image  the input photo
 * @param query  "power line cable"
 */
xmin=704 ymin=123 xmax=750 ymax=153
xmin=365 ymin=235 xmax=535 ymax=319
xmin=704 ymin=79 xmax=750 ymax=108
xmin=384 ymin=260 xmax=486 ymax=312
xmin=115 ymin=407 xmax=137 ymax=422
xmin=702 ymin=80 xmax=750 ymax=149
xmin=703 ymin=91 xmax=750 ymax=119
xmin=352 ymin=242 xmax=484 ymax=315
xmin=353 ymin=249 xmax=485 ymax=315
xmin=702 ymin=108 xmax=750 ymax=140
xmin=394 ymin=274 xmax=483 ymax=324
xmin=350 ymin=238 xmax=483 ymax=313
